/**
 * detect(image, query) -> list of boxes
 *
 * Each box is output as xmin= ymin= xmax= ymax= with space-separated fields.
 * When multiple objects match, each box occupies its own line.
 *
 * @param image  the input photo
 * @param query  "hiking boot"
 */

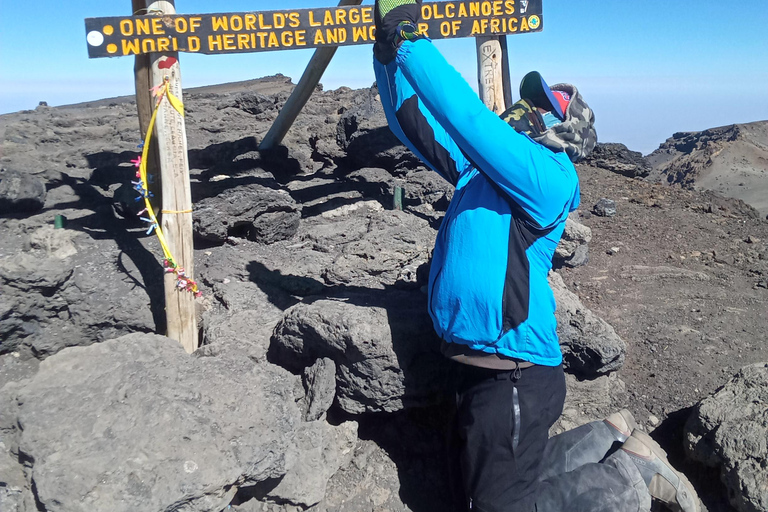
xmin=374 ymin=0 xmax=424 ymax=63
xmin=604 ymin=408 xmax=637 ymax=443
xmin=621 ymin=431 xmax=701 ymax=512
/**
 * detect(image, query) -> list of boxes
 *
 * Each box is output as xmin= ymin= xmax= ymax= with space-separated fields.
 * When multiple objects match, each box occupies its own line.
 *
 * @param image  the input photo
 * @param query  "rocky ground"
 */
xmin=570 ymin=155 xmax=768 ymax=512
xmin=1 ymin=76 xmax=767 ymax=512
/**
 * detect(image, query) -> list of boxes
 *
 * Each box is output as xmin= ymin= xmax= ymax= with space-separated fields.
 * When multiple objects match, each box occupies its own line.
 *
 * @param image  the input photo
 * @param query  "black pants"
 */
xmin=453 ymin=363 xmax=567 ymax=512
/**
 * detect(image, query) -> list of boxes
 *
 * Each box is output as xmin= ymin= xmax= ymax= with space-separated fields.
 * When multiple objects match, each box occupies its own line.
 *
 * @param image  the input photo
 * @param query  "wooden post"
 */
xmin=476 ymin=35 xmax=513 ymax=114
xmin=132 ymin=0 xmax=162 ymax=205
xmin=259 ymin=0 xmax=363 ymax=150
xmin=132 ymin=0 xmax=153 ymax=136
xmin=147 ymin=0 xmax=198 ymax=353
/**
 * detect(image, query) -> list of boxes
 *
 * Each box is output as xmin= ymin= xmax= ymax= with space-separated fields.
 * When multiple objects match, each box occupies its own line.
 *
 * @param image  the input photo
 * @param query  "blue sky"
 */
xmin=1 ymin=0 xmax=767 ymax=155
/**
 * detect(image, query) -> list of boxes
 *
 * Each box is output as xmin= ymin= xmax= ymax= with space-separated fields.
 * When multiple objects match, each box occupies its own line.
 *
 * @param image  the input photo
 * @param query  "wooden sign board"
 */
xmin=85 ymin=0 xmax=543 ymax=58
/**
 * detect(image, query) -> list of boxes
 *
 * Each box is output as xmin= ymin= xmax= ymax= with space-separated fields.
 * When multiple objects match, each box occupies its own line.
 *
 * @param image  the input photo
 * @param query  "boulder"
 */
xmin=555 ymin=214 xmax=593 ymax=267
xmin=193 ymin=183 xmax=300 ymax=245
xmin=270 ymin=293 xmax=447 ymax=415
xmin=5 ymin=333 xmax=357 ymax=511
xmin=0 ymin=436 xmax=32 ymax=512
xmin=336 ymin=86 xmax=422 ymax=172
xmin=346 ymin=167 xmax=397 ymax=201
xmin=201 ymin=308 xmax=276 ymax=363
xmin=305 ymin=209 xmax=435 ymax=291
xmin=563 ymin=244 xmax=590 ymax=268
xmin=300 ymin=357 xmax=338 ymax=422
xmin=685 ymin=363 xmax=768 ymax=512
xmin=550 ymin=272 xmax=626 ymax=376
xmin=200 ymin=277 xmax=290 ymax=356
xmin=0 ymin=169 xmax=47 ymax=214
xmin=265 ymin=420 xmax=358 ymax=507
xmin=403 ymin=169 xmax=453 ymax=209
xmin=593 ymin=198 xmax=617 ymax=217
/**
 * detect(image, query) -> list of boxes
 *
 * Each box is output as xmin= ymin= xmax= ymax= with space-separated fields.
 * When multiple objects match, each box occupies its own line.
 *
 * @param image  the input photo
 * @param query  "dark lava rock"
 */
xmin=563 ymin=244 xmax=590 ymax=268
xmin=686 ymin=363 xmax=768 ymax=512
xmin=0 ymin=169 xmax=47 ymax=214
xmin=2 ymin=333 xmax=357 ymax=511
xmin=193 ymin=183 xmax=300 ymax=245
xmin=270 ymin=292 xmax=447 ymax=415
xmin=584 ymin=142 xmax=651 ymax=178
xmin=593 ymin=198 xmax=617 ymax=217
xmin=554 ymin=215 xmax=592 ymax=268
xmin=0 ymin=227 xmax=157 ymax=359
xmin=336 ymin=85 xmax=421 ymax=172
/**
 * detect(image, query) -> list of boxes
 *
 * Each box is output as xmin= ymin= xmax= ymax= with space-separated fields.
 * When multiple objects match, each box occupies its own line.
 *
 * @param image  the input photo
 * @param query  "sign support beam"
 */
xmin=261 ymin=0 xmax=364 ymax=150
xmin=133 ymin=0 xmax=163 ymax=206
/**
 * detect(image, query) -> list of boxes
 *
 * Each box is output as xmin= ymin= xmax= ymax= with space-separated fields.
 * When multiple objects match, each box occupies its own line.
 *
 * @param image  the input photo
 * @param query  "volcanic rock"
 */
xmin=584 ymin=142 xmax=652 ymax=178
xmin=2 ymin=75 xmax=767 ymax=512
xmin=0 ymin=225 xmax=156 ymax=358
xmin=0 ymin=169 xmax=47 ymax=214
xmin=549 ymin=271 xmax=626 ymax=376
xmin=335 ymin=84 xmax=421 ymax=172
xmin=685 ymin=363 xmax=768 ymax=512
xmin=593 ymin=198 xmax=617 ymax=217
xmin=270 ymin=293 xmax=446 ymax=415
xmin=193 ymin=182 xmax=300 ymax=245
xmin=300 ymin=357 xmax=338 ymax=422
xmin=2 ymin=333 xmax=357 ymax=511
xmin=555 ymin=214 xmax=593 ymax=268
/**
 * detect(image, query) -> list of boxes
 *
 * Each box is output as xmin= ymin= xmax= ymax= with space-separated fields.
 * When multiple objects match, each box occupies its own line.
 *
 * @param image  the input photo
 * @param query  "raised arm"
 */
xmin=394 ymin=39 xmax=578 ymax=228
xmin=374 ymin=57 xmax=472 ymax=187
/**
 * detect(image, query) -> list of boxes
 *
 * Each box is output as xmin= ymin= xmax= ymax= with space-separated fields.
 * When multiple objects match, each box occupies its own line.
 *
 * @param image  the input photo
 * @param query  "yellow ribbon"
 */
xmin=135 ymin=79 xmax=201 ymax=297
xmin=138 ymin=80 xmax=185 ymax=264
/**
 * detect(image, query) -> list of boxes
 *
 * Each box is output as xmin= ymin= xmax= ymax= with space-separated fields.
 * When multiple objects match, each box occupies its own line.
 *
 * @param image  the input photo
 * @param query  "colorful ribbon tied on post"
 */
xmin=132 ymin=78 xmax=202 ymax=298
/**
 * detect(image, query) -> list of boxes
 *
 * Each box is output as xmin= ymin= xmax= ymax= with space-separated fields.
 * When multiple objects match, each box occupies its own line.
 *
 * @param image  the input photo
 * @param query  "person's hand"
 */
xmin=374 ymin=0 xmax=423 ymax=64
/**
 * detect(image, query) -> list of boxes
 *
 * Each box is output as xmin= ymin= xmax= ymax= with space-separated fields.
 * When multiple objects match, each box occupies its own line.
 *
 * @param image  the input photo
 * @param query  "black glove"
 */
xmin=374 ymin=0 xmax=424 ymax=64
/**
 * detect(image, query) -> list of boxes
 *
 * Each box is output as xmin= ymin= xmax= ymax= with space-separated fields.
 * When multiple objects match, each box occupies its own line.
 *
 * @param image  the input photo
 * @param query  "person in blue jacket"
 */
xmin=372 ymin=1 xmax=701 ymax=512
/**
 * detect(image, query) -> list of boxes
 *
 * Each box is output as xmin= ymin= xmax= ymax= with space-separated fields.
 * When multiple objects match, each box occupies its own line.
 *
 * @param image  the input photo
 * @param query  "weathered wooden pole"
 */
xmin=132 ymin=0 xmax=153 ymax=135
xmin=132 ymin=0 xmax=162 ymax=204
xmin=259 ymin=0 xmax=364 ymax=150
xmin=476 ymin=35 xmax=513 ymax=114
xmin=147 ymin=0 xmax=198 ymax=353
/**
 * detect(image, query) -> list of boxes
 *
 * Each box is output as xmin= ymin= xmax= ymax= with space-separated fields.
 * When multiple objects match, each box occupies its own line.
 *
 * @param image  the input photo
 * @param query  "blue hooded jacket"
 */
xmin=374 ymin=39 xmax=580 ymax=367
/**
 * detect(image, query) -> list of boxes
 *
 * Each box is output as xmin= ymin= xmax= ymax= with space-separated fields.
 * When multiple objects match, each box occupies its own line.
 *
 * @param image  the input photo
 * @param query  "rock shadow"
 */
xmin=188 ymin=139 xmax=379 ymax=218
xmin=652 ymin=407 xmax=732 ymax=512
xmin=336 ymin=124 xmax=421 ymax=174
xmin=50 ymin=156 xmax=167 ymax=332
xmin=353 ymin=404 xmax=464 ymax=512
xmin=188 ymin=138 xmax=303 ymax=184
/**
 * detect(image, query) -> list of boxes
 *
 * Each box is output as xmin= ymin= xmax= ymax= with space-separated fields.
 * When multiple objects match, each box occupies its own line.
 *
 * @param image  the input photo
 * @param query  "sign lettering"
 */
xmin=85 ymin=1 xmax=543 ymax=58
